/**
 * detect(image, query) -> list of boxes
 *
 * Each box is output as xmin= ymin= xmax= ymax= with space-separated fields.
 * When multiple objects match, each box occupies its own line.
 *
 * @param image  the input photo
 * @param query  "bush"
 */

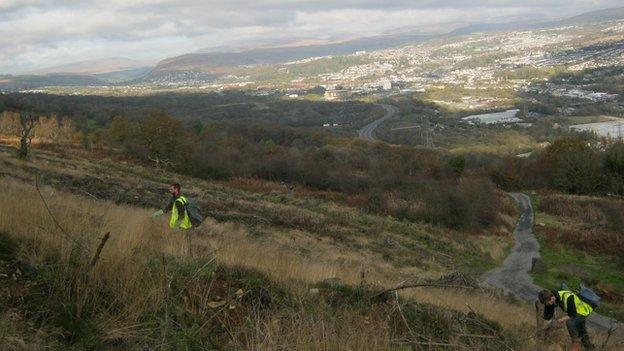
xmin=539 ymin=194 xmax=624 ymax=232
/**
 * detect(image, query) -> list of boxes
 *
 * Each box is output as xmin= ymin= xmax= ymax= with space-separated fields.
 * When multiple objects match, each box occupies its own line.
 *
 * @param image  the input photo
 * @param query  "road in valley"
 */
xmin=483 ymin=193 xmax=620 ymax=332
xmin=357 ymin=104 xmax=399 ymax=141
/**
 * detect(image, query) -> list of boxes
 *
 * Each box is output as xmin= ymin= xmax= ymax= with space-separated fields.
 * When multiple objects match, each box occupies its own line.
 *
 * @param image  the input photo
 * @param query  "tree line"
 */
xmin=100 ymin=110 xmax=504 ymax=230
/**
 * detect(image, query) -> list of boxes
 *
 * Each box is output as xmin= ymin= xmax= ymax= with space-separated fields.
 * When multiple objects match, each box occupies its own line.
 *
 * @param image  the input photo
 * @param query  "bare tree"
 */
xmin=18 ymin=112 xmax=37 ymax=159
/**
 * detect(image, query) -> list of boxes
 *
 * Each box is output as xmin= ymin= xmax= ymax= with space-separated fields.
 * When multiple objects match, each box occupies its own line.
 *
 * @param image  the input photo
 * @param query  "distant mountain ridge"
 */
xmin=450 ymin=6 xmax=624 ymax=35
xmin=0 ymin=58 xmax=156 ymax=91
xmin=26 ymin=57 xmax=154 ymax=75
xmin=146 ymin=6 xmax=624 ymax=81
xmin=560 ymin=6 xmax=624 ymax=24
xmin=144 ymin=33 xmax=432 ymax=81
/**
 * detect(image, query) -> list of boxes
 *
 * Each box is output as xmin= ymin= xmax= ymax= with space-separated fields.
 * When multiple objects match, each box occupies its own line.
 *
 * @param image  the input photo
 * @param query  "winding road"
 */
xmin=483 ymin=193 xmax=620 ymax=331
xmin=357 ymin=104 xmax=399 ymax=141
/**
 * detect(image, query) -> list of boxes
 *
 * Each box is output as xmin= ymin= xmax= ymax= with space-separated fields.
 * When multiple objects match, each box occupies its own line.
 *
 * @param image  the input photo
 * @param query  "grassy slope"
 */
xmin=529 ymin=193 xmax=624 ymax=321
xmin=0 ymin=232 xmax=520 ymax=350
xmin=0 ymin=143 xmax=512 ymax=281
xmin=0 ymin=143 xmax=585 ymax=350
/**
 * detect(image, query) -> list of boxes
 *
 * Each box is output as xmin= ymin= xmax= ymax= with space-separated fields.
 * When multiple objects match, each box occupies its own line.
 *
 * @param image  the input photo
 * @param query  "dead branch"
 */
xmin=371 ymin=281 xmax=476 ymax=299
xmin=89 ymin=232 xmax=110 ymax=269
xmin=456 ymin=333 xmax=498 ymax=339
xmin=84 ymin=190 xmax=99 ymax=200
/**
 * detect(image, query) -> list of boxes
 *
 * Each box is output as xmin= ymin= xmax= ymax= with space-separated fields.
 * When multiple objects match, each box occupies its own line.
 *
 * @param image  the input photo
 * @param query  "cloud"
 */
xmin=0 ymin=0 xmax=622 ymax=73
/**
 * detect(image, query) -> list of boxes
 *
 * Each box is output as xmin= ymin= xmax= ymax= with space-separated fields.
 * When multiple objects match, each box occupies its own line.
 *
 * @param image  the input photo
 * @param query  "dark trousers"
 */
xmin=566 ymin=316 xmax=593 ymax=349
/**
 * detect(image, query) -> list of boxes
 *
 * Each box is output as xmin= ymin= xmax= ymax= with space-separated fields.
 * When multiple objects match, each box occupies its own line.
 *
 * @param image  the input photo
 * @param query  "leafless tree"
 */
xmin=18 ymin=112 xmax=37 ymax=159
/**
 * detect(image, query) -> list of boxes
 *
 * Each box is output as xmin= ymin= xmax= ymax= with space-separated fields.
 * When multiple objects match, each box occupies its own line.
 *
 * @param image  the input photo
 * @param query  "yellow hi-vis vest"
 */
xmin=558 ymin=290 xmax=593 ymax=317
xmin=169 ymin=196 xmax=192 ymax=230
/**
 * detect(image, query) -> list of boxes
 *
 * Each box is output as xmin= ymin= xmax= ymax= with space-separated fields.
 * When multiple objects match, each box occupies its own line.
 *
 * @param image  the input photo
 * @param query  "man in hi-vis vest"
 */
xmin=153 ymin=183 xmax=192 ymax=230
xmin=538 ymin=289 xmax=594 ymax=351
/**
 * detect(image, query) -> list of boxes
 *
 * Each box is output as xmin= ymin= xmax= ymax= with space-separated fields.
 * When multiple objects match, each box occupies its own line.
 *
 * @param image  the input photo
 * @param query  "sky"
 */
xmin=0 ymin=0 xmax=621 ymax=74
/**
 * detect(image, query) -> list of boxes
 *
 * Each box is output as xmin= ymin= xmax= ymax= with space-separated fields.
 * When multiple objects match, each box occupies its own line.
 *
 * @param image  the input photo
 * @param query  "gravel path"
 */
xmin=483 ymin=193 xmax=620 ymax=332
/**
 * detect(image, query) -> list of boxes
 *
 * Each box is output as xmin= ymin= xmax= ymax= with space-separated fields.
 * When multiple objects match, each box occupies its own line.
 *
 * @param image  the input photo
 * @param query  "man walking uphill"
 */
xmin=154 ymin=183 xmax=193 ymax=230
xmin=538 ymin=289 xmax=595 ymax=351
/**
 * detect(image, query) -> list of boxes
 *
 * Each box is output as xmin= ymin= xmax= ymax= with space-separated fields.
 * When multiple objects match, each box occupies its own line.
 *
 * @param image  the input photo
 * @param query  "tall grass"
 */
xmin=0 ymin=178 xmax=559 ymax=349
xmin=0 ymin=178 xmax=378 ymax=348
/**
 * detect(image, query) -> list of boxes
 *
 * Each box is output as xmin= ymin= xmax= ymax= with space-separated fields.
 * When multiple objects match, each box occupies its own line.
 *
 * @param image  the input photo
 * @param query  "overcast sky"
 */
xmin=0 ymin=0 xmax=621 ymax=74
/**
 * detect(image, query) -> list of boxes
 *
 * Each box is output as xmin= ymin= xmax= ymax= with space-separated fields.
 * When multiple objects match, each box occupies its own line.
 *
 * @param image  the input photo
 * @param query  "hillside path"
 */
xmin=483 ymin=193 xmax=620 ymax=332
xmin=357 ymin=104 xmax=399 ymax=141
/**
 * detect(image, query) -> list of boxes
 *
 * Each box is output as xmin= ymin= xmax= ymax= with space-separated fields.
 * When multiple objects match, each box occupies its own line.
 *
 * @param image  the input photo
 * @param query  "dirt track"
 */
xmin=483 ymin=193 xmax=620 ymax=332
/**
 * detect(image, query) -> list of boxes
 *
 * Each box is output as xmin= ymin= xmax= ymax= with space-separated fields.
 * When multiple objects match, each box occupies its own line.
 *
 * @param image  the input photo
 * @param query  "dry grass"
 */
xmin=238 ymin=306 xmax=394 ymax=350
xmin=403 ymin=288 xmax=534 ymax=329
xmin=2 ymin=176 xmax=622 ymax=349
xmin=0 ymin=177 xmax=364 ymax=287
xmin=0 ymin=143 xmax=504 ymax=280
xmin=2 ymin=141 xmax=622 ymax=349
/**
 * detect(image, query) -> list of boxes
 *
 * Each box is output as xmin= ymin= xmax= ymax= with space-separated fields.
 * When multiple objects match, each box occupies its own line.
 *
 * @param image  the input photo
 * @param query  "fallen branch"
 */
xmin=89 ymin=232 xmax=110 ymax=269
xmin=456 ymin=333 xmax=498 ymax=339
xmin=371 ymin=281 xmax=476 ymax=299
xmin=84 ymin=190 xmax=99 ymax=200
